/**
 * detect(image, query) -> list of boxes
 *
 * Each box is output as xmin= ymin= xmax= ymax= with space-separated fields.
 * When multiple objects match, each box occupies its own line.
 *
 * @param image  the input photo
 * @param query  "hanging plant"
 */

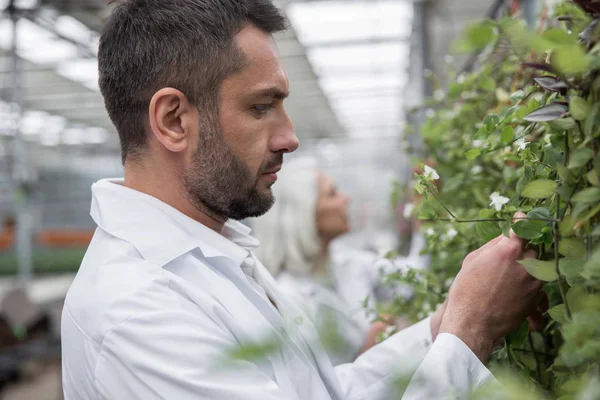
xmin=386 ymin=1 xmax=600 ymax=397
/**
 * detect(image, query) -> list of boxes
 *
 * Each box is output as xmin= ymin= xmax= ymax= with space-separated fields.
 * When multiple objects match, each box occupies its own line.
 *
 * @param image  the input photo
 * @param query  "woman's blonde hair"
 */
xmin=252 ymin=157 xmax=321 ymax=276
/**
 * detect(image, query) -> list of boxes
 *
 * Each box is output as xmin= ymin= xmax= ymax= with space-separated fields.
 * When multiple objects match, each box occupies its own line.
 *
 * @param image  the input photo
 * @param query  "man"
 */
xmin=61 ymin=1 xmax=545 ymax=399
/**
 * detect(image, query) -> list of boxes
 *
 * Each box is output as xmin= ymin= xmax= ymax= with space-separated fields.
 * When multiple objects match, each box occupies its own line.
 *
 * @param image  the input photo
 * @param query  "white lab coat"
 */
xmin=274 ymin=271 xmax=368 ymax=365
xmin=62 ymin=179 xmax=493 ymax=400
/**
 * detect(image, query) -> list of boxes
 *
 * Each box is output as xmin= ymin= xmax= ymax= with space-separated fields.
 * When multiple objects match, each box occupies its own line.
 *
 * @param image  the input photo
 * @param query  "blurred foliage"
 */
xmin=386 ymin=1 xmax=600 ymax=398
xmin=0 ymin=248 xmax=85 ymax=276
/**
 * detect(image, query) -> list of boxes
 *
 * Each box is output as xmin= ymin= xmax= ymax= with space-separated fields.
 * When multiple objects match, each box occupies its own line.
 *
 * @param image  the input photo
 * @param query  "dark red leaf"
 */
xmin=533 ymin=77 xmax=569 ymax=94
xmin=523 ymin=103 xmax=569 ymax=122
xmin=522 ymin=63 xmax=555 ymax=73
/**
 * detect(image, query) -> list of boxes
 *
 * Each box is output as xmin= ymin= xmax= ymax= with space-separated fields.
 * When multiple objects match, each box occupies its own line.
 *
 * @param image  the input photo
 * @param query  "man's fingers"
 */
xmin=505 ymin=211 xmax=528 ymax=249
xmin=464 ymin=235 xmax=503 ymax=264
xmin=528 ymin=311 xmax=545 ymax=332
xmin=522 ymin=249 xmax=537 ymax=260
xmin=537 ymin=291 xmax=549 ymax=313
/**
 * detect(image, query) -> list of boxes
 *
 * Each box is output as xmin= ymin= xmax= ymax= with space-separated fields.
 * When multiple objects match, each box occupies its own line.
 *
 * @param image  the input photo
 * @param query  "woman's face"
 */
xmin=316 ymin=172 xmax=350 ymax=243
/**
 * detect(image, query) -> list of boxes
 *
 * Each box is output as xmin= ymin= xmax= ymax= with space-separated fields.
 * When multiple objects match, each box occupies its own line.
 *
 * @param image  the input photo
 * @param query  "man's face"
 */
xmin=183 ymin=25 xmax=299 ymax=221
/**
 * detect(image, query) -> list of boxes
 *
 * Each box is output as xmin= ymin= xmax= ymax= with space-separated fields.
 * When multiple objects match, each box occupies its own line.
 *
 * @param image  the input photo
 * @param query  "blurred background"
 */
xmin=0 ymin=0 xmax=520 ymax=398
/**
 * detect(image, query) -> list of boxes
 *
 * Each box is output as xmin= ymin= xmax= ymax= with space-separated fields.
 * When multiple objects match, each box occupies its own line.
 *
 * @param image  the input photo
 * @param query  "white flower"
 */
xmin=434 ymin=89 xmax=445 ymax=101
xmin=425 ymin=108 xmax=435 ymax=118
xmin=457 ymin=74 xmax=466 ymax=84
xmin=472 ymin=139 xmax=485 ymax=148
xmin=403 ymin=203 xmax=415 ymax=219
xmin=447 ymin=228 xmax=458 ymax=240
xmin=543 ymin=134 xmax=552 ymax=144
xmin=423 ymin=165 xmax=440 ymax=180
xmin=422 ymin=302 xmax=432 ymax=313
xmin=426 ymin=228 xmax=435 ymax=236
xmin=471 ymin=165 xmax=483 ymax=174
xmin=489 ymin=192 xmax=510 ymax=211
xmin=515 ymin=137 xmax=530 ymax=151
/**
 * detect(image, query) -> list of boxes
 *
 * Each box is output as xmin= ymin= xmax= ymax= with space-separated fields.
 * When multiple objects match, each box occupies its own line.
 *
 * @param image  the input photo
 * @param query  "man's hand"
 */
xmin=430 ymin=297 xmax=447 ymax=341
xmin=438 ymin=213 xmax=544 ymax=363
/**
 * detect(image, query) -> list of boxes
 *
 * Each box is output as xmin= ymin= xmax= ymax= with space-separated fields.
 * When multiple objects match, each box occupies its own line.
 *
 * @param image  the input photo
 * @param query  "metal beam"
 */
xmin=304 ymin=35 xmax=409 ymax=49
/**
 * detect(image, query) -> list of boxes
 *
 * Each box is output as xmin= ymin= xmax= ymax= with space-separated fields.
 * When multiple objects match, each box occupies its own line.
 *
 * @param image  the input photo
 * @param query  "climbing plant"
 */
xmin=385 ymin=1 xmax=600 ymax=397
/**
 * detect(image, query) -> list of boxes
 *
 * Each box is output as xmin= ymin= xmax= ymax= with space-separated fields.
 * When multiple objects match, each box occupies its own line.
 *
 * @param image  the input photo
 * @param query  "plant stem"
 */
xmin=528 ymin=332 xmax=542 ymax=382
xmin=431 ymin=217 xmax=559 ymax=223
xmin=564 ymin=130 xmax=570 ymax=166
xmin=486 ymin=124 xmax=538 ymax=154
xmin=554 ymin=194 xmax=573 ymax=320
xmin=505 ymin=341 xmax=513 ymax=368
xmin=426 ymin=186 xmax=457 ymax=219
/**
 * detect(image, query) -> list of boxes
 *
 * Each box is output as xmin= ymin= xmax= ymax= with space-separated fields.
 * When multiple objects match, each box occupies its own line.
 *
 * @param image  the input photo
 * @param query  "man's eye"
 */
xmin=252 ymin=104 xmax=272 ymax=115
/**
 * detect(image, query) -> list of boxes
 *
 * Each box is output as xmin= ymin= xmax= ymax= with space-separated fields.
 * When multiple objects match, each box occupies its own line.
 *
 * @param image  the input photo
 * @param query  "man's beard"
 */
xmin=182 ymin=120 xmax=281 ymax=221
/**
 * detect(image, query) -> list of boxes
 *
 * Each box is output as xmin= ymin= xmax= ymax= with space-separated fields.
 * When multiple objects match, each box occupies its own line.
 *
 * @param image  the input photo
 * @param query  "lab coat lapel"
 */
xmin=168 ymin=250 xmax=325 ymax=386
xmin=254 ymin=260 xmax=345 ymax=400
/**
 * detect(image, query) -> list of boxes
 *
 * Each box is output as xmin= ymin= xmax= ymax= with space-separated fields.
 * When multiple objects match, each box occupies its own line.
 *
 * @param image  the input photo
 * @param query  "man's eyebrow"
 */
xmin=249 ymin=87 xmax=290 ymax=100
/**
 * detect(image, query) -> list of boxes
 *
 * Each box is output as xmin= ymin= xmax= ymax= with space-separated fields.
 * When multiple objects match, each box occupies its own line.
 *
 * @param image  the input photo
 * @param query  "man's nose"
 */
xmin=271 ymin=109 xmax=299 ymax=154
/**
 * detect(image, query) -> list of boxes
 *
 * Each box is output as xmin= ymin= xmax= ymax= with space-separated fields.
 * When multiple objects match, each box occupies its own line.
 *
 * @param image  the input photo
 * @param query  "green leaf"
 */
xmin=558 ymin=238 xmax=587 ymax=258
xmin=480 ymin=76 xmax=496 ymax=92
xmin=557 ymin=163 xmax=576 ymax=185
xmin=555 ymin=184 xmax=574 ymax=200
xmin=454 ymin=22 xmax=495 ymax=53
xmin=579 ymin=203 xmax=600 ymax=224
xmin=510 ymin=90 xmax=525 ymax=102
xmin=476 ymin=221 xmax=501 ymax=243
xmin=500 ymin=126 xmax=514 ymax=143
xmin=544 ymin=146 xmax=563 ymax=167
xmin=587 ymin=169 xmax=600 ymax=186
xmin=571 ymin=187 xmax=600 ymax=203
xmin=521 ymin=179 xmax=558 ymax=199
xmin=584 ymin=103 xmax=600 ymax=137
xmin=465 ymin=148 xmax=481 ymax=160
xmin=528 ymin=207 xmax=551 ymax=220
xmin=570 ymin=96 xmax=591 ymax=121
xmin=560 ymin=257 xmax=585 ymax=280
xmin=582 ymin=249 xmax=600 ymax=279
xmin=548 ymin=304 xmax=569 ymax=324
xmin=552 ymin=45 xmax=590 ymax=74
xmin=506 ymin=320 xmax=529 ymax=347
xmin=479 ymin=208 xmax=497 ymax=218
xmin=559 ymin=214 xmax=575 ymax=237
xmin=518 ymin=259 xmax=558 ymax=281
xmin=543 ymin=28 xmax=577 ymax=45
xmin=473 ymin=125 xmax=488 ymax=140
xmin=513 ymin=219 xmax=547 ymax=240
xmin=566 ymin=285 xmax=600 ymax=312
xmin=501 ymin=220 xmax=511 ymax=238
xmin=549 ymin=117 xmax=576 ymax=131
xmin=568 ymin=147 xmax=593 ymax=169
xmin=483 ymin=115 xmax=499 ymax=132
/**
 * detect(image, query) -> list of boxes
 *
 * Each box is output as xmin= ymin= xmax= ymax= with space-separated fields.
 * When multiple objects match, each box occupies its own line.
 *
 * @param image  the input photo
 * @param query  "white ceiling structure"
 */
xmin=0 ymin=0 xmax=413 ymax=155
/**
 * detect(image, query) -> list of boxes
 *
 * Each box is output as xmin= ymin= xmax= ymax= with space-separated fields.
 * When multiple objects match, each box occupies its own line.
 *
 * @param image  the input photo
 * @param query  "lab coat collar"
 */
xmin=90 ymin=178 xmax=260 ymax=267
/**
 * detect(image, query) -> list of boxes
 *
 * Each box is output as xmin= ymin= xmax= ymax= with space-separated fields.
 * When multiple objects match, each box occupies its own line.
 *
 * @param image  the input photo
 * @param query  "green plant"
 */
xmin=386 ymin=1 xmax=600 ymax=397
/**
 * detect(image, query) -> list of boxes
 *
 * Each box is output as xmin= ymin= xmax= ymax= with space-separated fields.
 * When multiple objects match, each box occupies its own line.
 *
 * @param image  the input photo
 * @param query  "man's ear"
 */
xmin=148 ymin=88 xmax=198 ymax=153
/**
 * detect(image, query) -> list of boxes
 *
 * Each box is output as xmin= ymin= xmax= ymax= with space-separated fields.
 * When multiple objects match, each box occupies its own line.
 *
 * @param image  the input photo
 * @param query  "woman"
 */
xmin=252 ymin=157 xmax=389 ymax=365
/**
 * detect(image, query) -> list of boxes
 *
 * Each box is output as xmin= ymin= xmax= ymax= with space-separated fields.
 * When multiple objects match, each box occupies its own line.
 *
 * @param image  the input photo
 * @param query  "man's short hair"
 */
xmin=99 ymin=0 xmax=287 ymax=163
